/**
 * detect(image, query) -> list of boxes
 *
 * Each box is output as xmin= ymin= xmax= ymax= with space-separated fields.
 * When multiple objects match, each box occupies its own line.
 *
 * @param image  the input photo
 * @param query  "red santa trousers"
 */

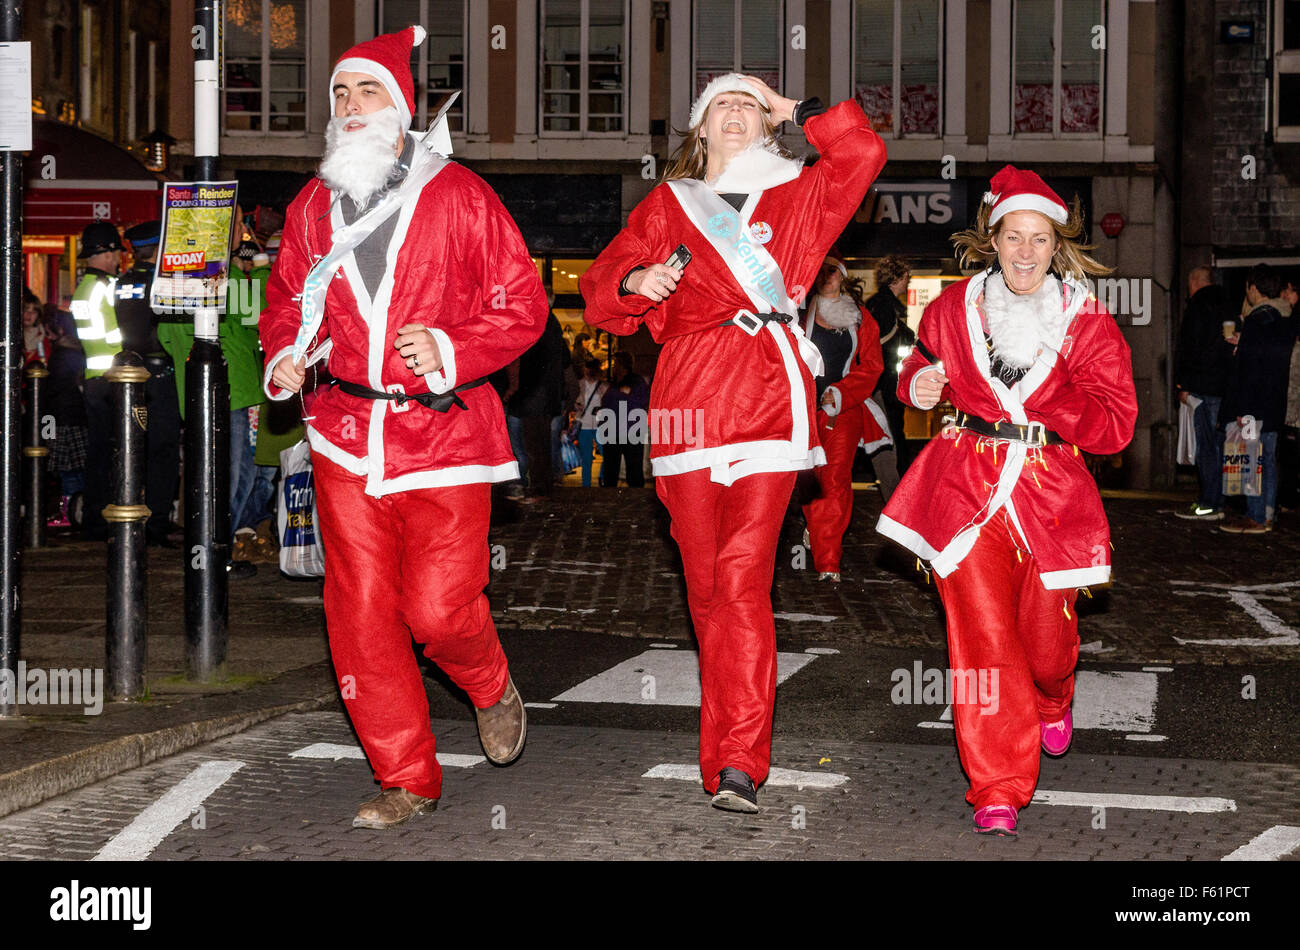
xmin=313 ymin=455 xmax=510 ymax=801
xmin=801 ymin=410 xmax=865 ymax=574
xmin=656 ymin=468 xmax=796 ymax=793
xmin=932 ymin=507 xmax=1079 ymax=810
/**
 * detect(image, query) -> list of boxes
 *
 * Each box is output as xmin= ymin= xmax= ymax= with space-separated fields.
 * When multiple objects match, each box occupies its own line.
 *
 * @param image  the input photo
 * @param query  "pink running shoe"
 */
xmin=1040 ymin=711 xmax=1073 ymax=757
xmin=973 ymin=804 xmax=1018 ymax=836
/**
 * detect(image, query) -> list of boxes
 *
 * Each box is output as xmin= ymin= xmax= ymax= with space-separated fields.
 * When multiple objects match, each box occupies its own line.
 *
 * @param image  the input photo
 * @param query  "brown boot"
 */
xmin=475 ymin=676 xmax=527 ymax=765
xmin=352 ymin=787 xmax=437 ymax=829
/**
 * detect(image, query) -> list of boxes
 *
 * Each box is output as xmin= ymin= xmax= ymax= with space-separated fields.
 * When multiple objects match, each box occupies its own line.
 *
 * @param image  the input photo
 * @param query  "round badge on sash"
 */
xmin=749 ymin=221 xmax=773 ymax=244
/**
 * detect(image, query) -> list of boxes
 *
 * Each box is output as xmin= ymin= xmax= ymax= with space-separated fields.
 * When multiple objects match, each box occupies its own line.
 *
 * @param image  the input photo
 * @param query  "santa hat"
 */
xmin=689 ymin=73 xmax=771 ymax=129
xmin=330 ymin=25 xmax=427 ymax=132
xmin=983 ymin=165 xmax=1069 ymax=227
xmin=823 ymin=246 xmax=848 ymax=276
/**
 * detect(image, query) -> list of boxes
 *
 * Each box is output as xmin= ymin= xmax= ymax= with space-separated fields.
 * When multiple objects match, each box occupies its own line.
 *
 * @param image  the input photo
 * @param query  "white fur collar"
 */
xmin=711 ymin=142 xmax=803 ymax=194
xmin=981 ymin=272 xmax=1069 ymax=370
xmin=812 ymin=293 xmax=861 ymax=329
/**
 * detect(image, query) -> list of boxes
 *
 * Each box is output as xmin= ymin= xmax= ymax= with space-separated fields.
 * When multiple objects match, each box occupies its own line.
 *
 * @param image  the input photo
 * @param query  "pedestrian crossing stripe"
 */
xmin=643 ymin=763 xmax=849 ymax=789
xmin=917 ymin=670 xmax=1158 ymax=733
xmin=1222 ymin=825 xmax=1300 ymax=861
xmin=93 ymin=761 xmax=245 ymax=862
xmin=552 ymin=649 xmax=818 ymax=706
xmin=1032 ymin=790 xmax=1236 ymax=813
xmin=289 ymin=743 xmax=485 ymax=768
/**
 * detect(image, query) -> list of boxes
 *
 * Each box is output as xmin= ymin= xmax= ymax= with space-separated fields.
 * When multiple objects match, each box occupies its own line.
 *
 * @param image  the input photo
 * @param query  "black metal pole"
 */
xmin=23 ymin=361 xmax=47 ymax=549
xmin=184 ymin=0 xmax=229 ymax=681
xmin=0 ymin=0 xmax=24 ymax=718
xmin=104 ymin=354 xmax=149 ymax=699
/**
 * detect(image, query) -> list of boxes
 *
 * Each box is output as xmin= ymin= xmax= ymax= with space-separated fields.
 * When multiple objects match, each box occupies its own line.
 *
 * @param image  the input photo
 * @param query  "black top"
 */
xmin=1221 ymin=303 xmax=1295 ymax=431
xmin=809 ymin=322 xmax=853 ymax=400
xmin=1175 ymin=284 xmax=1236 ymax=398
xmin=114 ymin=263 xmax=165 ymax=356
xmin=864 ymin=286 xmax=915 ymax=400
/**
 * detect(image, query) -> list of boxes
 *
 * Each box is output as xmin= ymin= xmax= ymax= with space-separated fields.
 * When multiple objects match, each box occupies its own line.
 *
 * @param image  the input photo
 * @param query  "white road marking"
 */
xmin=552 ymin=649 xmax=817 ymax=706
xmin=774 ymin=613 xmax=838 ymax=623
xmin=1033 ymin=790 xmax=1236 ymax=813
xmin=525 ymin=702 xmax=558 ymax=709
xmin=1126 ymin=734 xmax=1167 ymax=742
xmin=1222 ymin=825 xmax=1300 ymax=861
xmin=518 ymin=567 xmax=607 ymax=576
xmin=918 ymin=721 xmax=954 ymax=729
xmin=1142 ymin=666 xmax=1173 ymax=672
xmin=93 ymin=760 xmax=245 ymax=861
xmin=507 ymin=605 xmax=597 ymax=614
xmin=642 ymin=763 xmax=849 ymax=789
xmin=1170 ymin=583 xmax=1300 ymax=647
xmin=286 ymin=596 xmax=323 ymax=605
xmin=805 ymin=647 xmax=839 ymax=655
xmin=288 ymin=743 xmax=484 ymax=768
xmin=1073 ymin=671 xmax=1157 ymax=732
xmin=649 ymin=643 xmax=677 ymax=649
xmin=1079 ymin=640 xmax=1115 ymax=654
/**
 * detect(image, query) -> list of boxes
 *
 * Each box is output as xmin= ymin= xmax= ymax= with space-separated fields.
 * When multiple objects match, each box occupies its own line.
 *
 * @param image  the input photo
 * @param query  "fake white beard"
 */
xmin=711 ymin=141 xmax=804 ymax=193
xmin=319 ymin=106 xmax=404 ymax=209
xmin=982 ymin=271 xmax=1068 ymax=370
xmin=813 ymin=293 xmax=861 ymax=329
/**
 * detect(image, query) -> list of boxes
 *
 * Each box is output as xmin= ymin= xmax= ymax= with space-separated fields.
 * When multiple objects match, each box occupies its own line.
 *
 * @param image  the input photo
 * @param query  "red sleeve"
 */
xmin=1023 ymin=308 xmax=1138 ymax=455
xmin=578 ymin=189 xmax=669 ymax=336
xmin=259 ymin=184 xmax=328 ymax=398
xmin=831 ymin=305 xmax=884 ymax=405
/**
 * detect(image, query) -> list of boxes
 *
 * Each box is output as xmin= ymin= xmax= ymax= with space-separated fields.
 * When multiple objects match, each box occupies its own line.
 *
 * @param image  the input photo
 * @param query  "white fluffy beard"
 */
xmin=982 ymin=271 xmax=1068 ymax=370
xmin=813 ymin=293 xmax=861 ymax=329
xmin=319 ymin=106 xmax=404 ymax=209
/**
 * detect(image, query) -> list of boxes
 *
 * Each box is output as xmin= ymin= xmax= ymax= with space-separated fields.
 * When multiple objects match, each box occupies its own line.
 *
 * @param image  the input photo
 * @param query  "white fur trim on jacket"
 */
xmin=711 ymin=142 xmax=803 ymax=194
xmin=690 ymin=73 xmax=771 ymax=128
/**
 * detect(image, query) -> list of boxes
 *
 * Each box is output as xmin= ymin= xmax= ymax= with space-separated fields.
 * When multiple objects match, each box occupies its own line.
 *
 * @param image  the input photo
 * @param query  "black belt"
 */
xmin=955 ymin=411 xmax=1065 ymax=446
xmin=721 ymin=311 xmax=794 ymax=335
xmin=331 ymin=376 xmax=488 ymax=412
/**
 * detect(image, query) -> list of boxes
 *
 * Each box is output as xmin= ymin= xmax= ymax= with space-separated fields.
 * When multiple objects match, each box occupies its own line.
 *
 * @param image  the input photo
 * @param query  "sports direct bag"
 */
xmin=278 ymin=440 xmax=325 ymax=577
xmin=1221 ymin=421 xmax=1262 ymax=497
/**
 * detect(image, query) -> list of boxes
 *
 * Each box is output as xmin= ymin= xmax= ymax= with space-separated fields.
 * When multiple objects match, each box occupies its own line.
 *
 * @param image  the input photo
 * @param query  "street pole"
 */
xmin=23 ymin=361 xmax=48 ymax=548
xmin=185 ymin=0 xmax=229 ymax=681
xmin=0 ymin=0 xmax=23 ymax=718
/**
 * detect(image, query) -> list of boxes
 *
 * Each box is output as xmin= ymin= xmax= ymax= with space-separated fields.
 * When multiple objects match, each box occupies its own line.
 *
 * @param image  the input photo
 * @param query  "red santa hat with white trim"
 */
xmin=689 ymin=73 xmax=771 ymax=128
xmin=330 ymin=25 xmax=427 ymax=133
xmin=983 ymin=165 xmax=1069 ymax=227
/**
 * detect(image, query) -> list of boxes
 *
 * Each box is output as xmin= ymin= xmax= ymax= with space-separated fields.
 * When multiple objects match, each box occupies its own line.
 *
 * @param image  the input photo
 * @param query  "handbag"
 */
xmin=278 ymin=439 xmax=326 ymax=578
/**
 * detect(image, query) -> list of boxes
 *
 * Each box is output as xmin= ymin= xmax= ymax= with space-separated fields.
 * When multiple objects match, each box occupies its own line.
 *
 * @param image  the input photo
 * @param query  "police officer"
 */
xmin=74 ymin=221 xmax=124 ymax=541
xmin=117 ymin=221 xmax=182 ymax=547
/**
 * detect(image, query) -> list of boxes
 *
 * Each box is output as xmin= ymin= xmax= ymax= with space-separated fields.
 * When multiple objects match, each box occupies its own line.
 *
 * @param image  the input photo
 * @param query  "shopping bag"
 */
xmin=1176 ymin=400 xmax=1197 ymax=466
xmin=560 ymin=431 xmax=581 ymax=473
xmin=1221 ymin=422 xmax=1263 ymax=497
xmin=278 ymin=439 xmax=325 ymax=578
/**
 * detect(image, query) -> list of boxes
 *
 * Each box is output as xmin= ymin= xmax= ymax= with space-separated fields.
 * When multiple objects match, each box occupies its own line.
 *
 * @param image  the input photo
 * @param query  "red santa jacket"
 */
xmin=260 ymin=153 xmax=547 ymax=497
xmin=876 ymin=269 xmax=1137 ymax=589
xmin=804 ymin=300 xmax=892 ymax=452
xmin=579 ymin=101 xmax=886 ymax=485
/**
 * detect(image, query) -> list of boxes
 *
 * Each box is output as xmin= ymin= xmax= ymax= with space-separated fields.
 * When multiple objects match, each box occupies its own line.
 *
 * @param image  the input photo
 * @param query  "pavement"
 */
xmin=0 ymin=482 xmax=1297 ymax=861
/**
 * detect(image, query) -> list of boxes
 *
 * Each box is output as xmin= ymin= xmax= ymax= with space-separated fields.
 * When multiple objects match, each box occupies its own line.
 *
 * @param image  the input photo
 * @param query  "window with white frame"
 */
xmin=379 ymin=0 xmax=466 ymax=133
xmin=694 ymin=0 xmax=782 ymax=98
xmin=224 ymin=0 xmax=308 ymax=133
xmin=854 ymin=0 xmax=942 ymax=136
xmin=1274 ymin=0 xmax=1300 ymax=142
xmin=1013 ymin=0 xmax=1103 ymax=135
xmin=541 ymin=0 xmax=628 ymax=135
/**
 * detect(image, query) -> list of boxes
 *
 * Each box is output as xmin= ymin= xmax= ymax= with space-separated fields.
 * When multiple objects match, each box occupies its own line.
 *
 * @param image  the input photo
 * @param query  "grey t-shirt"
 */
xmin=337 ymin=133 xmax=417 ymax=299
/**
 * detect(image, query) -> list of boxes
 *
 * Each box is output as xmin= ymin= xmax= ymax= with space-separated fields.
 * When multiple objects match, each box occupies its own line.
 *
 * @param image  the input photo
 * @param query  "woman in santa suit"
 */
xmin=876 ymin=165 xmax=1137 ymax=837
xmin=580 ymin=75 xmax=885 ymax=813
xmin=800 ymin=253 xmax=894 ymax=582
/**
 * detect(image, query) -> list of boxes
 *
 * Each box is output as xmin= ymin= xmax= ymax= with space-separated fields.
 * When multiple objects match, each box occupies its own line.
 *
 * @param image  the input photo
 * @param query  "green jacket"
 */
xmin=71 ymin=269 xmax=121 ymax=378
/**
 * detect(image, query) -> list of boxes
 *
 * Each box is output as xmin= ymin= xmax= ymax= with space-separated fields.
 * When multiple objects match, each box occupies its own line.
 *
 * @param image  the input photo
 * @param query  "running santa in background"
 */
xmin=580 ymin=74 xmax=886 ymax=814
xmin=799 ymin=250 xmax=894 ymax=582
xmin=260 ymin=25 xmax=547 ymax=830
xmin=876 ymin=164 xmax=1137 ymax=837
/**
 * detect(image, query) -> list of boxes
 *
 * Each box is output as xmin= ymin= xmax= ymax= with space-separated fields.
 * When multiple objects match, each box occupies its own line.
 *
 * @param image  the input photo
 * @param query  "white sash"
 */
xmin=291 ymin=148 xmax=449 ymax=363
xmin=666 ymin=179 xmax=823 ymax=377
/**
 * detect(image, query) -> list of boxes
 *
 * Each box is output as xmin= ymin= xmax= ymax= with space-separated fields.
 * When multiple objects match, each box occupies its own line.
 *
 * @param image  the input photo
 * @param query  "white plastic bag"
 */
xmin=1176 ymin=400 xmax=1197 ymax=466
xmin=278 ymin=440 xmax=325 ymax=578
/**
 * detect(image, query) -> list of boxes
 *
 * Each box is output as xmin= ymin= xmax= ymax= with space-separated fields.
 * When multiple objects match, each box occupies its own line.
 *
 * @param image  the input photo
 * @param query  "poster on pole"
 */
xmin=150 ymin=180 xmax=239 ymax=314
xmin=0 ymin=42 xmax=33 ymax=152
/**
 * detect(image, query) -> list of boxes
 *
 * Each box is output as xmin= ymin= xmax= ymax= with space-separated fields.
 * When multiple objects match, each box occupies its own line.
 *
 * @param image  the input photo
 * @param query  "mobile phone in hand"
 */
xmin=665 ymin=244 xmax=691 ymax=271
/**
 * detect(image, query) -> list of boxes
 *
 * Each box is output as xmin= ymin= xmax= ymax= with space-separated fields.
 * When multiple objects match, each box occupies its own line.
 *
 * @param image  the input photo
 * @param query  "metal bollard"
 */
xmin=103 ymin=353 xmax=151 ymax=700
xmin=23 ymin=361 xmax=48 ymax=549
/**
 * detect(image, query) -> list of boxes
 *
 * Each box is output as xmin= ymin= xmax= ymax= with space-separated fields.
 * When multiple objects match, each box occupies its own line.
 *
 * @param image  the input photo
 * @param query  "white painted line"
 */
xmin=774 ymin=613 xmax=838 ymax=623
xmin=1032 ymin=790 xmax=1236 ymax=813
xmin=286 ymin=596 xmax=323 ymax=605
xmin=1172 ymin=590 xmax=1300 ymax=647
xmin=525 ymin=702 xmax=558 ymax=709
xmin=1073 ymin=670 xmax=1157 ymax=733
xmin=642 ymin=763 xmax=849 ymax=789
xmin=552 ymin=649 xmax=817 ymax=706
xmin=805 ymin=647 xmax=839 ymax=655
xmin=649 ymin=643 xmax=677 ymax=649
xmin=1079 ymin=640 xmax=1114 ymax=654
xmin=1142 ymin=666 xmax=1173 ymax=672
xmin=1126 ymin=734 xmax=1167 ymax=742
xmin=93 ymin=760 xmax=245 ymax=861
xmin=918 ymin=721 xmax=954 ymax=729
xmin=289 ymin=743 xmax=485 ymax=767
xmin=518 ymin=567 xmax=606 ymax=576
xmin=1171 ymin=579 xmax=1300 ymax=592
xmin=1222 ymin=825 xmax=1300 ymax=861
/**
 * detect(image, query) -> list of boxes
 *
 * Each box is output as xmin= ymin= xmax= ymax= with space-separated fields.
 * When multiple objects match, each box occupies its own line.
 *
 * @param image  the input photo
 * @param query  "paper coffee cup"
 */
xmin=1222 ymin=321 xmax=1236 ymax=340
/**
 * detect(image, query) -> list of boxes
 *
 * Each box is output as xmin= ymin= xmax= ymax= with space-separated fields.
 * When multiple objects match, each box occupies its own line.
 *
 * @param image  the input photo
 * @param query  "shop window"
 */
xmin=1013 ymin=0 xmax=1103 ymax=135
xmin=854 ymin=0 xmax=942 ymax=136
xmin=379 ymin=0 xmax=467 ymax=134
xmin=694 ymin=0 xmax=782 ymax=97
xmin=541 ymin=0 xmax=628 ymax=135
xmin=224 ymin=0 xmax=308 ymax=133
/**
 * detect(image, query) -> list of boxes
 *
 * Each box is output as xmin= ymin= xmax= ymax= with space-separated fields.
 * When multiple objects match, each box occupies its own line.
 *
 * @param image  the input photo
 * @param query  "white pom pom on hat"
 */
xmin=689 ymin=73 xmax=771 ymax=129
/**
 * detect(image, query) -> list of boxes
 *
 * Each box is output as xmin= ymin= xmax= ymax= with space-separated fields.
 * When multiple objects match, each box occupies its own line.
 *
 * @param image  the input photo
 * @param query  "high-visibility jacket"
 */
xmin=70 ymin=268 xmax=123 ymax=378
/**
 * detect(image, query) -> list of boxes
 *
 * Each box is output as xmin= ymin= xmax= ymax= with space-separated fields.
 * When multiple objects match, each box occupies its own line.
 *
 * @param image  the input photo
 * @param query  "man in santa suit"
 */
xmin=260 ymin=26 xmax=547 ymax=829
xmin=876 ymin=166 xmax=1137 ymax=836
xmin=800 ymin=252 xmax=894 ymax=581
xmin=581 ymin=75 xmax=885 ymax=813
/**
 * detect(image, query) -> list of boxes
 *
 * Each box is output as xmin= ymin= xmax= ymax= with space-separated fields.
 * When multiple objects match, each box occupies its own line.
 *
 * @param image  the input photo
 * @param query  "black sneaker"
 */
xmin=711 ymin=766 xmax=759 ymax=814
xmin=1173 ymin=503 xmax=1224 ymax=520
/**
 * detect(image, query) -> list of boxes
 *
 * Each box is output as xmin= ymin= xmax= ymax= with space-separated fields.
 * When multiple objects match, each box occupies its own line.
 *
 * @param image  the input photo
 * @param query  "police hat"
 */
xmin=124 ymin=220 xmax=162 ymax=250
xmin=78 ymin=221 xmax=124 ymax=257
